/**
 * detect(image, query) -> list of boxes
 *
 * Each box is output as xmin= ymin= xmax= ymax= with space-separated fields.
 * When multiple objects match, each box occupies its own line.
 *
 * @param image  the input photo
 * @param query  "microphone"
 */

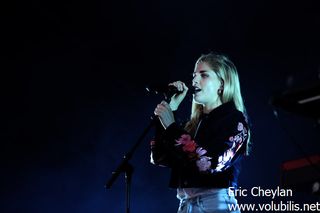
xmin=146 ymin=84 xmax=194 ymax=101
xmin=146 ymin=84 xmax=184 ymax=96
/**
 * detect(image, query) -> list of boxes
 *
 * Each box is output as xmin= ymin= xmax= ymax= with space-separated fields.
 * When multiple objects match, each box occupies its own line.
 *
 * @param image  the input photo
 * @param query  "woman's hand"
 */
xmin=168 ymin=81 xmax=188 ymax=111
xmin=154 ymin=101 xmax=175 ymax=129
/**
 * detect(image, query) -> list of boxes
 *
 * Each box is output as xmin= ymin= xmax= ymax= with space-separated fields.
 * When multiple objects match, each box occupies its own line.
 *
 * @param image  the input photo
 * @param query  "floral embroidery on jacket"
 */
xmin=214 ymin=122 xmax=247 ymax=172
xmin=175 ymin=134 xmax=212 ymax=171
xmin=175 ymin=122 xmax=247 ymax=173
xmin=196 ymin=149 xmax=212 ymax=171
xmin=175 ymin=134 xmax=197 ymax=152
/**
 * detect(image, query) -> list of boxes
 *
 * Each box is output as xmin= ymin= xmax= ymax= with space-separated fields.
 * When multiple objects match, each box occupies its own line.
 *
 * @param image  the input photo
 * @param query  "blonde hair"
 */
xmin=185 ymin=53 xmax=251 ymax=155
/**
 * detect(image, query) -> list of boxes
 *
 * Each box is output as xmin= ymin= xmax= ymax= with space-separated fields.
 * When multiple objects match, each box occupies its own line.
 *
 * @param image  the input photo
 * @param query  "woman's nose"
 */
xmin=192 ymin=76 xmax=199 ymax=86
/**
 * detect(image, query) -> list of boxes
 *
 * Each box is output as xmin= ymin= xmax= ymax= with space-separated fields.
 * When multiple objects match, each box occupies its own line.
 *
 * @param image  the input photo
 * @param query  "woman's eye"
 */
xmin=201 ymin=74 xmax=208 ymax=78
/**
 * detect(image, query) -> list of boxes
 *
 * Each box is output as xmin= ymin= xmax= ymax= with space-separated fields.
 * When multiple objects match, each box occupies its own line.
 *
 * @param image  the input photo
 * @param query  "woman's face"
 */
xmin=192 ymin=62 xmax=222 ymax=109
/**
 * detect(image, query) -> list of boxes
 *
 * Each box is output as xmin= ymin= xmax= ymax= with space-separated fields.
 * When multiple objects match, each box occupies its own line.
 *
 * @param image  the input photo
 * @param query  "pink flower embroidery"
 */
xmin=234 ymin=135 xmax=242 ymax=143
xmin=182 ymin=141 xmax=197 ymax=152
xmin=237 ymin=122 xmax=244 ymax=131
xmin=196 ymin=147 xmax=207 ymax=156
xmin=196 ymin=156 xmax=212 ymax=171
xmin=176 ymin=134 xmax=212 ymax=172
xmin=195 ymin=147 xmax=212 ymax=171
xmin=176 ymin=134 xmax=196 ymax=152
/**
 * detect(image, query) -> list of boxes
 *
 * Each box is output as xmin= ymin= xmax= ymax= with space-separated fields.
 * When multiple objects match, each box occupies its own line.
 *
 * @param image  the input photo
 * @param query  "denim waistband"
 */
xmin=177 ymin=188 xmax=229 ymax=200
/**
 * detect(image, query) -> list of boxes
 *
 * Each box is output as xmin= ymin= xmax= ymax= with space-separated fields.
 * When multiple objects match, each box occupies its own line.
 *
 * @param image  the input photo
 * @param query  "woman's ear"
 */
xmin=218 ymin=80 xmax=224 ymax=95
xmin=220 ymin=79 xmax=224 ymax=89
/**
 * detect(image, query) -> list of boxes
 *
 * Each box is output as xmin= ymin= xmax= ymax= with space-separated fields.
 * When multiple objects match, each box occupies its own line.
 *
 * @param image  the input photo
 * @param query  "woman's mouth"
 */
xmin=194 ymin=87 xmax=201 ymax=94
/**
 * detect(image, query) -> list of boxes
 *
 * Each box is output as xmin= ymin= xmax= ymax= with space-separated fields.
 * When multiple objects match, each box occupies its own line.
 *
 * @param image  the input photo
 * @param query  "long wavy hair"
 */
xmin=185 ymin=53 xmax=251 ymax=155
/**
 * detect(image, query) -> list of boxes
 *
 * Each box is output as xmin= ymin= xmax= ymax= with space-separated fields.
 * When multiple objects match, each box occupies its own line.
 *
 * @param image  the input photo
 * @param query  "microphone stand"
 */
xmin=105 ymin=92 xmax=172 ymax=213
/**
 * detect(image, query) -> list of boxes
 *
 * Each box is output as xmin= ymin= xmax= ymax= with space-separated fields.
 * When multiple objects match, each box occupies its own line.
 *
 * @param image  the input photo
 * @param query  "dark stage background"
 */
xmin=2 ymin=0 xmax=320 ymax=212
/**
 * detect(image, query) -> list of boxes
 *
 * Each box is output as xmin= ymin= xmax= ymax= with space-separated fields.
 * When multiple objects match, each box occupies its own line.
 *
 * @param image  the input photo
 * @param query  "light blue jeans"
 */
xmin=177 ymin=188 xmax=240 ymax=213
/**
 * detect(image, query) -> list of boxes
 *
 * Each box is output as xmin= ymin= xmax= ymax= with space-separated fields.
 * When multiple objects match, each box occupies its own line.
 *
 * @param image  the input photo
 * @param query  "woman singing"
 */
xmin=150 ymin=53 xmax=251 ymax=213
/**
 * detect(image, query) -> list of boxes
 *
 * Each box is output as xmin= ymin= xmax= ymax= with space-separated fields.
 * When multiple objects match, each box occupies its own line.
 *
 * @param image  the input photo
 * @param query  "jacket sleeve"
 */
xmin=208 ymin=119 xmax=248 ymax=173
xmin=150 ymin=114 xmax=187 ymax=167
xmin=160 ymin=114 xmax=249 ymax=173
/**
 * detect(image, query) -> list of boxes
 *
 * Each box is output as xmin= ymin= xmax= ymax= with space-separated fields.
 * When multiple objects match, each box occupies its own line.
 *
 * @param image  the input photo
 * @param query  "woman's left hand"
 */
xmin=154 ymin=101 xmax=175 ymax=129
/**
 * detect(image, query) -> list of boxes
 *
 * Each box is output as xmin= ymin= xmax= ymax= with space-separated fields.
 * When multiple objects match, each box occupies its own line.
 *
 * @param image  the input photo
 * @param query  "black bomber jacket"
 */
xmin=150 ymin=101 xmax=249 ymax=188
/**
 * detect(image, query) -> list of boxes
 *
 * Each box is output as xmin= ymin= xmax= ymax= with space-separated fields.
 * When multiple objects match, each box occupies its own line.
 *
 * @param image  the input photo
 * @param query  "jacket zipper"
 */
xmin=194 ymin=119 xmax=203 ymax=138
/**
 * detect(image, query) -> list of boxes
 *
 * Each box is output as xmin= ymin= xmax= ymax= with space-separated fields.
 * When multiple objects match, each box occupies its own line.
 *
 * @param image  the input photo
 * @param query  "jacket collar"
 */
xmin=202 ymin=101 xmax=237 ymax=120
